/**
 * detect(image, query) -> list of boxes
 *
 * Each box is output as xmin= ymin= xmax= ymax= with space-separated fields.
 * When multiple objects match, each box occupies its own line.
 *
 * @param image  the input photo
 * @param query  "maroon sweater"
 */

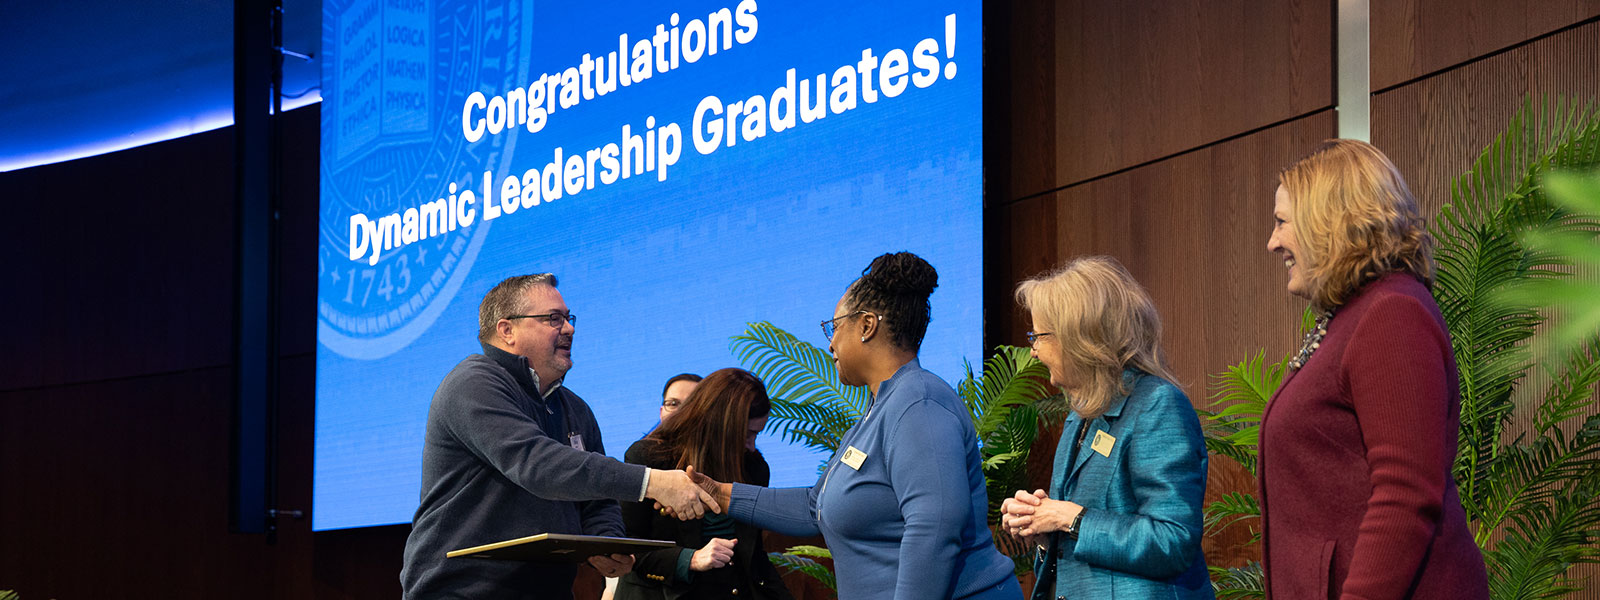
xmin=1259 ymin=273 xmax=1489 ymax=600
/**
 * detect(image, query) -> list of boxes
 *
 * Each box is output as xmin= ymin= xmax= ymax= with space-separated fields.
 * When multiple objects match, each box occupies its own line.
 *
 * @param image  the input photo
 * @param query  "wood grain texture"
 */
xmin=984 ymin=0 xmax=1057 ymax=204
xmin=0 ymin=128 xmax=238 ymax=392
xmin=991 ymin=113 xmax=1331 ymax=390
xmin=1371 ymin=0 xmax=1600 ymax=91
xmin=1373 ymin=20 xmax=1600 ymax=220
xmin=0 ymin=367 xmax=282 ymax=598
xmin=1051 ymin=0 xmax=1333 ymax=190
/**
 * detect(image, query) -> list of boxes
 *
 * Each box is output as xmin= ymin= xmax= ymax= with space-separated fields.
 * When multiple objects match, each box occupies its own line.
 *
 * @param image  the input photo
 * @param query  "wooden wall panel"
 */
xmin=310 ymin=525 xmax=410 ymax=598
xmin=0 ymin=367 xmax=282 ymax=598
xmin=1373 ymin=20 xmax=1600 ymax=219
xmin=1371 ymin=0 xmax=1600 ymax=91
xmin=984 ymin=0 xmax=1057 ymax=204
xmin=992 ymin=112 xmax=1330 ymax=397
xmin=1051 ymin=0 xmax=1332 ymax=190
xmin=0 ymin=106 xmax=405 ymax=600
xmin=987 ymin=189 xmax=1059 ymax=342
xmin=0 ymin=128 xmax=238 ymax=392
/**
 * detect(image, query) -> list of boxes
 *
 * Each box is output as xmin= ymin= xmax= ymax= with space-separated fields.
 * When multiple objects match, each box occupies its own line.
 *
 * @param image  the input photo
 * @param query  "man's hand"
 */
xmin=689 ymin=537 xmax=737 ymax=572
xmin=645 ymin=466 xmax=720 ymax=520
xmin=1002 ymin=488 xmax=1083 ymax=538
xmin=587 ymin=553 xmax=635 ymax=578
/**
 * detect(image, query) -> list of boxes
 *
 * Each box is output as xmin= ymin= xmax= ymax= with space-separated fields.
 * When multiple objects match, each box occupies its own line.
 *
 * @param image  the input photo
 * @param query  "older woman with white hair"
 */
xmin=1000 ymin=255 xmax=1213 ymax=600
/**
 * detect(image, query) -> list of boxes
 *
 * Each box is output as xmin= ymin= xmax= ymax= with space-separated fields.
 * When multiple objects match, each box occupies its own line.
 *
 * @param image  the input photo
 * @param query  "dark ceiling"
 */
xmin=0 ymin=0 xmax=322 ymax=171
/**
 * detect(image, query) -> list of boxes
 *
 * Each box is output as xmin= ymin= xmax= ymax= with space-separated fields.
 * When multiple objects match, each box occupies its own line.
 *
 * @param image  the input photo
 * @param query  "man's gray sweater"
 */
xmin=400 ymin=343 xmax=648 ymax=599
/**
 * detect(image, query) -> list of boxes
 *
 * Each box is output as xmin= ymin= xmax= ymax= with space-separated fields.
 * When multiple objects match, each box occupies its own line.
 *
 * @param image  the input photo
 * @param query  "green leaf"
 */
xmin=1430 ymin=97 xmax=1600 ymax=595
xmin=958 ymin=345 xmax=1061 ymax=535
xmin=1208 ymin=562 xmax=1265 ymax=599
xmin=1204 ymin=491 xmax=1261 ymax=543
xmin=1198 ymin=350 xmax=1290 ymax=475
xmin=731 ymin=322 xmax=867 ymax=460
xmin=768 ymin=547 xmax=837 ymax=593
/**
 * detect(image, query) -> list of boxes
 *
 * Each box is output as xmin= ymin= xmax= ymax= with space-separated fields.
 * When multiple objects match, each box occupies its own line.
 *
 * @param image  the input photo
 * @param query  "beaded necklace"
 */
xmin=1288 ymin=310 xmax=1335 ymax=371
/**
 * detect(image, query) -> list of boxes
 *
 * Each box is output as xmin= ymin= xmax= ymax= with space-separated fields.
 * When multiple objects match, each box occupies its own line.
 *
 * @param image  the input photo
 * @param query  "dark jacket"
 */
xmin=616 ymin=438 xmax=794 ymax=600
xmin=1259 ymin=273 xmax=1489 ymax=599
xmin=400 ymin=344 xmax=648 ymax=600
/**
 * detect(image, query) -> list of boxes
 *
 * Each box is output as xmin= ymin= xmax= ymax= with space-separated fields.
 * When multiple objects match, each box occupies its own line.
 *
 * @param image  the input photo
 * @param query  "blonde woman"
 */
xmin=1261 ymin=139 xmax=1487 ymax=599
xmin=1000 ymin=256 xmax=1213 ymax=599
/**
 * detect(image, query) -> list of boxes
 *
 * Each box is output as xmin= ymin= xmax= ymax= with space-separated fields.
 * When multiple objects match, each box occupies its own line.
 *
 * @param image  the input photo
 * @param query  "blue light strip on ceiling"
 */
xmin=0 ymin=93 xmax=323 ymax=173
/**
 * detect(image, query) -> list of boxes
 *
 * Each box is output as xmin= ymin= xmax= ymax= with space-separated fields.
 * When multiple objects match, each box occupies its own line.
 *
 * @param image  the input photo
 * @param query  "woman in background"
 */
xmin=1259 ymin=139 xmax=1488 ymax=598
xmin=617 ymin=368 xmax=792 ymax=600
xmin=1000 ymin=255 xmax=1212 ymax=599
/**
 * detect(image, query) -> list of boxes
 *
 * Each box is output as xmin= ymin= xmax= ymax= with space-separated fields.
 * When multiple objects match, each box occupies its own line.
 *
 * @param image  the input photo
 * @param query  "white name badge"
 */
xmin=1091 ymin=430 xmax=1115 ymax=457
xmin=840 ymin=446 xmax=867 ymax=470
xmin=568 ymin=433 xmax=585 ymax=451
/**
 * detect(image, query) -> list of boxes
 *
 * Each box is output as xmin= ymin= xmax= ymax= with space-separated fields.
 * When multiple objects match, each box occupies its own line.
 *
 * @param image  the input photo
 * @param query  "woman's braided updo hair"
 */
xmin=844 ymin=252 xmax=939 ymax=353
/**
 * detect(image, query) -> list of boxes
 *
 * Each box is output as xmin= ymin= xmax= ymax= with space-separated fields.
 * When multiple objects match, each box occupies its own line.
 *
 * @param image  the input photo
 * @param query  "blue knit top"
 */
xmin=728 ymin=360 xmax=1019 ymax=600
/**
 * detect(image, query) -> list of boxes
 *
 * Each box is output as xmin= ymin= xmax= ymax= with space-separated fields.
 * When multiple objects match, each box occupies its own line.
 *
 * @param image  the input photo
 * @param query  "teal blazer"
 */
xmin=1030 ymin=370 xmax=1214 ymax=600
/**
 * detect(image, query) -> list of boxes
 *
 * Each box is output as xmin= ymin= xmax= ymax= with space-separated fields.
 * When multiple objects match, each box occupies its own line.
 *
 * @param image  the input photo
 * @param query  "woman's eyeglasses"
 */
xmin=820 ymin=310 xmax=886 ymax=340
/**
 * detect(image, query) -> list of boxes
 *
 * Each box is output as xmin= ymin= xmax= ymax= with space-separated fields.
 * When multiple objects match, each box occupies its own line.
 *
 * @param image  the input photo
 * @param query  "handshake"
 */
xmin=644 ymin=466 xmax=734 ymax=520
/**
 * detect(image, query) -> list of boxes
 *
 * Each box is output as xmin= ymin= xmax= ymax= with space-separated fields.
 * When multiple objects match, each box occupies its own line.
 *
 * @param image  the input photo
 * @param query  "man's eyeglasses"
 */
xmin=506 ymin=313 xmax=577 ymax=328
xmin=821 ymin=310 xmax=886 ymax=340
xmin=1025 ymin=331 xmax=1053 ymax=346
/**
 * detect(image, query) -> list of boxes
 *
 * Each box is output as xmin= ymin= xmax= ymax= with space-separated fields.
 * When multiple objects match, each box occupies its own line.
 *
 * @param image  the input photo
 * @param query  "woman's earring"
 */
xmin=860 ymin=336 xmax=867 ymax=342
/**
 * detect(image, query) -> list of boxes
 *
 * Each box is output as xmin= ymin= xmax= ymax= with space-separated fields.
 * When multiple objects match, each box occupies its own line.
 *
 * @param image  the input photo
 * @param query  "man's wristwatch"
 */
xmin=1064 ymin=510 xmax=1084 ymax=538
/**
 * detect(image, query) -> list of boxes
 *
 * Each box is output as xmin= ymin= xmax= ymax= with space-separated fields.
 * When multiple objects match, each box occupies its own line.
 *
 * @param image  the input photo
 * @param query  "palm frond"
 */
xmin=1198 ymin=350 xmax=1290 ymax=475
xmin=952 ymin=345 xmax=1061 ymax=532
xmin=961 ymin=346 xmax=1056 ymax=437
xmin=1437 ymin=98 xmax=1600 ymax=550
xmin=1501 ymin=172 xmax=1600 ymax=355
xmin=732 ymin=322 xmax=868 ymax=457
xmin=1204 ymin=491 xmax=1262 ymax=543
xmin=768 ymin=545 xmax=837 ymax=593
xmin=778 ymin=544 xmax=832 ymax=559
xmin=1475 ymin=413 xmax=1600 ymax=545
xmin=1209 ymin=562 xmax=1265 ymax=600
xmin=1531 ymin=341 xmax=1600 ymax=436
xmin=1433 ymin=97 xmax=1600 ymax=596
xmin=1484 ymin=474 xmax=1600 ymax=600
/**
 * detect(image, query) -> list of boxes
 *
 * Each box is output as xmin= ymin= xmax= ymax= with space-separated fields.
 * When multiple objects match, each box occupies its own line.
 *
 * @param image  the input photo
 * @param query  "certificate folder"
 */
xmin=446 ymin=533 xmax=676 ymax=562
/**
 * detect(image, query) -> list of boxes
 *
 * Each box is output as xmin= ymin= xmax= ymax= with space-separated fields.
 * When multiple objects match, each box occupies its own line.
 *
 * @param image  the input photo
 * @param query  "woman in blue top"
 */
xmin=692 ymin=252 xmax=1020 ymax=600
xmin=1001 ymin=256 xmax=1213 ymax=599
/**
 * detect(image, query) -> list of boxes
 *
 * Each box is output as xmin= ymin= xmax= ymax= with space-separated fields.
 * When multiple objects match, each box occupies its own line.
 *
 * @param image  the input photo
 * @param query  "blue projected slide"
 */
xmin=315 ymin=0 xmax=982 ymax=530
